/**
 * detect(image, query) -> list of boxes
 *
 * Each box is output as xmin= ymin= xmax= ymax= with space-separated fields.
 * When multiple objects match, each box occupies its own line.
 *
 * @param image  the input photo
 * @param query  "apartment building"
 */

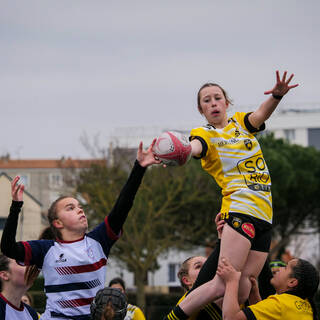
xmin=0 ymin=158 xmax=104 ymax=242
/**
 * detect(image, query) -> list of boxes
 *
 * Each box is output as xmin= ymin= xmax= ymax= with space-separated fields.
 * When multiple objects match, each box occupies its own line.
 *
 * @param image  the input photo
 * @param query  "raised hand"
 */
xmin=248 ymin=276 xmax=261 ymax=304
xmin=11 ymin=176 xmax=25 ymax=201
xmin=214 ymin=212 xmax=225 ymax=239
xmin=137 ymin=139 xmax=162 ymax=168
xmin=264 ymin=70 xmax=299 ymax=97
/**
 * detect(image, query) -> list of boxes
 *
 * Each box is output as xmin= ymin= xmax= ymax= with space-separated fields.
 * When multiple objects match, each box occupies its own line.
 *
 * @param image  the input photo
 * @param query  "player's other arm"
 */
xmin=1 ymin=176 xmax=26 ymax=261
xmin=107 ymin=140 xmax=160 ymax=234
xmin=249 ymin=70 xmax=298 ymax=129
xmin=217 ymin=257 xmax=247 ymax=320
xmin=190 ymin=139 xmax=203 ymax=157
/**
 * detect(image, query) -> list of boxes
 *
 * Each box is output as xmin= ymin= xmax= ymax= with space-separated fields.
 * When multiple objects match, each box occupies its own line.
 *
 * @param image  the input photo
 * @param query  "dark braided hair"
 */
xmin=287 ymin=259 xmax=319 ymax=320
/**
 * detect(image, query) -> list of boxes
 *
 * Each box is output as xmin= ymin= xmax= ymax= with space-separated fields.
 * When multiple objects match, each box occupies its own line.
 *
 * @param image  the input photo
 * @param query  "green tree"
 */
xmin=72 ymin=134 xmax=320 ymax=310
xmin=259 ymin=134 xmax=320 ymax=256
xmin=75 ymin=156 xmax=221 ymax=310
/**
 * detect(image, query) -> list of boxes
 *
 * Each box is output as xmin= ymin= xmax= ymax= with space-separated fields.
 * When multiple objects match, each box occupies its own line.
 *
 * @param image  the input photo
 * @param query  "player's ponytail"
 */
xmin=288 ymin=259 xmax=319 ymax=320
xmin=24 ymin=265 xmax=40 ymax=287
xmin=47 ymin=196 xmax=69 ymax=240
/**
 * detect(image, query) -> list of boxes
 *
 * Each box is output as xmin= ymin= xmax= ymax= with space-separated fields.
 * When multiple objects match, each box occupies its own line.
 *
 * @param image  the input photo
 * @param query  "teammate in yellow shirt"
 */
xmin=169 ymin=214 xmax=225 ymax=320
xmin=169 ymin=71 xmax=298 ymax=319
xmin=173 ymin=254 xmax=222 ymax=320
xmin=217 ymin=257 xmax=319 ymax=320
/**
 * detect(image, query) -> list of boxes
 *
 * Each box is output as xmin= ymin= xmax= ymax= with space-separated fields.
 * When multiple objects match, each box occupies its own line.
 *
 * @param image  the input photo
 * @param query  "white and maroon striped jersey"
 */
xmin=20 ymin=217 xmax=120 ymax=320
xmin=0 ymin=293 xmax=38 ymax=320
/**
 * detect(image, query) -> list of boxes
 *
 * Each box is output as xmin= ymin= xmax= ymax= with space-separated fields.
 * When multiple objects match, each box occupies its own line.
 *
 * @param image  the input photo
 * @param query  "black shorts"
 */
xmin=221 ymin=212 xmax=272 ymax=252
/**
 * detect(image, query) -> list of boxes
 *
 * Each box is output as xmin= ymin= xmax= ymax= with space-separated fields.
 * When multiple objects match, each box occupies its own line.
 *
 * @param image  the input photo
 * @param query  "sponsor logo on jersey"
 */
xmin=86 ymin=247 xmax=95 ymax=259
xmin=216 ymin=138 xmax=240 ymax=147
xmin=241 ymin=223 xmax=255 ymax=238
xmin=55 ymin=253 xmax=67 ymax=263
xmin=244 ymin=139 xmax=253 ymax=150
xmin=232 ymin=217 xmax=242 ymax=228
xmin=295 ymin=300 xmax=312 ymax=311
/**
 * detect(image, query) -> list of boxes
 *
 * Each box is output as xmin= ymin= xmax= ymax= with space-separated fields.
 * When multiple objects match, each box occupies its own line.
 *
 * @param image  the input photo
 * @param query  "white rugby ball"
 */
xmin=153 ymin=131 xmax=192 ymax=166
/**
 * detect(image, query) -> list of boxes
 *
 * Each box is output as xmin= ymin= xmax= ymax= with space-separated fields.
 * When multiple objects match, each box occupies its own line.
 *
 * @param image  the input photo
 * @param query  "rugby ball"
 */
xmin=153 ymin=131 xmax=192 ymax=166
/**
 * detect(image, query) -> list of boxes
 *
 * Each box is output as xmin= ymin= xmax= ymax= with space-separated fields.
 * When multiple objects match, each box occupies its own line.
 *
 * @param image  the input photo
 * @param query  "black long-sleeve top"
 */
xmin=1 ymin=160 xmax=146 ymax=262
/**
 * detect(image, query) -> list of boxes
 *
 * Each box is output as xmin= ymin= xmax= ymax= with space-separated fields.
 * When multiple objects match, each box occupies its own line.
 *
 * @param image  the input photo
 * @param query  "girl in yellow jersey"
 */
xmin=217 ymin=257 xmax=319 ymax=320
xmin=170 ymin=71 xmax=298 ymax=319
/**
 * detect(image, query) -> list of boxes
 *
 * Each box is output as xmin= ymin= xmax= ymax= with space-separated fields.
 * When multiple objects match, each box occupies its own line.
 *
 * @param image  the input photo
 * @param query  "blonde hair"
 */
xmin=177 ymin=256 xmax=195 ymax=291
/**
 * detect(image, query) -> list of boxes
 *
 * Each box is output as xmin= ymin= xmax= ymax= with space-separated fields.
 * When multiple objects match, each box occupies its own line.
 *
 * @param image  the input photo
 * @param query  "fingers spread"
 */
xmin=286 ymin=73 xmax=294 ymax=84
xmin=281 ymin=70 xmax=287 ymax=82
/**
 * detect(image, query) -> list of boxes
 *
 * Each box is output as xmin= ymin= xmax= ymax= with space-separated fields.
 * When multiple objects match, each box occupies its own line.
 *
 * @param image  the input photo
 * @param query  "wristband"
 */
xmin=272 ymin=94 xmax=283 ymax=100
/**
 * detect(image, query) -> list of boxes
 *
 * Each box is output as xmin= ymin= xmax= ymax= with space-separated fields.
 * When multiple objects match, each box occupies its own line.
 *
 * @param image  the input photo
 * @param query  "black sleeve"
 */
xmin=107 ymin=160 xmax=147 ymax=235
xmin=189 ymin=136 xmax=208 ymax=159
xmin=258 ymin=257 xmax=275 ymax=299
xmin=243 ymin=307 xmax=256 ymax=320
xmin=0 ymin=201 xmax=25 ymax=261
xmin=244 ymin=112 xmax=266 ymax=133
xmin=187 ymin=240 xmax=221 ymax=295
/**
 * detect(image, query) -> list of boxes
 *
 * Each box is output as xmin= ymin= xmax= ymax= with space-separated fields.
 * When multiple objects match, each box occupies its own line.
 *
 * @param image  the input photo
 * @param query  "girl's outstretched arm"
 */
xmin=190 ymin=139 xmax=203 ymax=157
xmin=0 ymin=176 xmax=26 ymax=261
xmin=107 ymin=140 xmax=160 ymax=234
xmin=249 ymin=70 xmax=299 ymax=129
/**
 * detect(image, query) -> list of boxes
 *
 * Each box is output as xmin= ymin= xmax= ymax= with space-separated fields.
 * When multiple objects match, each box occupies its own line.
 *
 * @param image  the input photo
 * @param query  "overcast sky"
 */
xmin=1 ymin=0 xmax=319 ymax=158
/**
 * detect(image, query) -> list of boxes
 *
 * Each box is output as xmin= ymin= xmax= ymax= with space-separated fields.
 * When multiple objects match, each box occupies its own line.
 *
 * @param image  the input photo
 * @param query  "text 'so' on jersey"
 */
xmin=190 ymin=112 xmax=272 ymax=223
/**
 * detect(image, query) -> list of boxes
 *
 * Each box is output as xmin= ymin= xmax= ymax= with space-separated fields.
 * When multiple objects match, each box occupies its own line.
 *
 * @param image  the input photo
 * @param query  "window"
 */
xmin=0 ymin=218 xmax=7 ymax=230
xmin=168 ymin=263 xmax=179 ymax=283
xmin=17 ymin=174 xmax=30 ymax=187
xmin=284 ymin=129 xmax=295 ymax=142
xmin=308 ymin=128 xmax=320 ymax=150
xmin=50 ymin=173 xmax=63 ymax=187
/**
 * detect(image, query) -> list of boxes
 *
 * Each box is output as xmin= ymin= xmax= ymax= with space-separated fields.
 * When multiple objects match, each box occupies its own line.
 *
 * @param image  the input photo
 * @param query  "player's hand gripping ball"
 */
xmin=152 ymin=131 xmax=192 ymax=166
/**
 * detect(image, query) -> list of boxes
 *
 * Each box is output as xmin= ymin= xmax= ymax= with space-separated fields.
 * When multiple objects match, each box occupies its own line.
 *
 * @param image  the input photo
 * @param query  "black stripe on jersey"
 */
xmin=45 ymin=279 xmax=102 ymax=293
xmin=204 ymin=303 xmax=222 ymax=319
xmin=244 ymin=112 xmax=266 ymax=133
xmin=50 ymin=311 xmax=91 ymax=319
xmin=189 ymin=136 xmax=208 ymax=159
xmin=243 ymin=307 xmax=256 ymax=320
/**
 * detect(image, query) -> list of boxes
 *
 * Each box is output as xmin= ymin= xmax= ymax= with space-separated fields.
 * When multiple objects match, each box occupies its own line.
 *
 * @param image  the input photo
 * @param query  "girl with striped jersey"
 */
xmin=1 ymin=141 xmax=160 ymax=320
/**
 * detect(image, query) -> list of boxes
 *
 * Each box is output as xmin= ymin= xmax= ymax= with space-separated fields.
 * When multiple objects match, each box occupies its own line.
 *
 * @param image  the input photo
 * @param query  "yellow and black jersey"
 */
xmin=190 ymin=112 xmax=272 ymax=223
xmin=243 ymin=293 xmax=313 ymax=320
xmin=125 ymin=303 xmax=146 ymax=320
xmin=167 ymin=292 xmax=222 ymax=320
